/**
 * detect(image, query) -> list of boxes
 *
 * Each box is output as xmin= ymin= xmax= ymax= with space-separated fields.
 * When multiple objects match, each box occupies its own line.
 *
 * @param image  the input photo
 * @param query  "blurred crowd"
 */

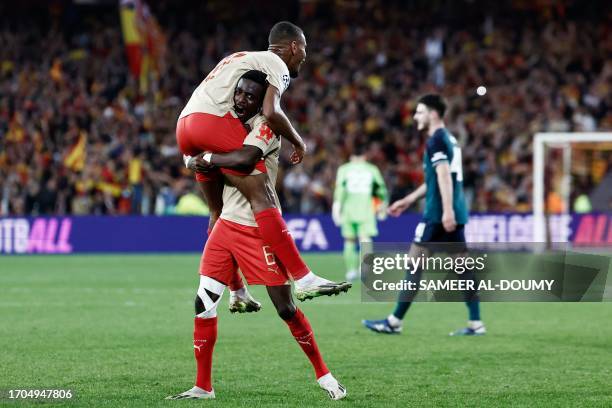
xmin=1 ymin=0 xmax=611 ymax=216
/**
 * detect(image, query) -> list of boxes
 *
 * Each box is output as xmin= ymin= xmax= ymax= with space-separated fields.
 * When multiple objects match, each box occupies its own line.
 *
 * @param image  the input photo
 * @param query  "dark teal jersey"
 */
xmin=422 ymin=128 xmax=469 ymax=225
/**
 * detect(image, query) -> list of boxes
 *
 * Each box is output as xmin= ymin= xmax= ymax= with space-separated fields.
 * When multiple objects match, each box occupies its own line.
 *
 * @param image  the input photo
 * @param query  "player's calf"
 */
xmin=266 ymin=286 xmax=347 ymax=399
xmin=266 ymin=284 xmax=296 ymax=320
xmin=189 ymin=276 xmax=225 ymax=396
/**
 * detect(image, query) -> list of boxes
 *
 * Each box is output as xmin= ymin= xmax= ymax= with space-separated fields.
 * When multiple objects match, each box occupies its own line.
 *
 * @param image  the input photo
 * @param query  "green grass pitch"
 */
xmin=1 ymin=254 xmax=611 ymax=407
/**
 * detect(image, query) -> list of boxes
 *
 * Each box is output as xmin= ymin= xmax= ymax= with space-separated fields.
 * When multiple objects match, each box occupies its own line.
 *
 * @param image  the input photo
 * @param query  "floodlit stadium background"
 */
xmin=1 ymin=1 xmax=611 ymax=406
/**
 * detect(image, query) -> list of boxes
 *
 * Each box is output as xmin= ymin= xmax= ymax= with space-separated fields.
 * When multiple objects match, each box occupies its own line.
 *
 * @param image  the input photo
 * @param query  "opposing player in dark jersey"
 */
xmin=363 ymin=94 xmax=486 ymax=336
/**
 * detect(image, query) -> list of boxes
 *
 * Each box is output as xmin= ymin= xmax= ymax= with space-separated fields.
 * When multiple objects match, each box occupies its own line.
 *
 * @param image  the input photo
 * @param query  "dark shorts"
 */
xmin=414 ymin=222 xmax=467 ymax=253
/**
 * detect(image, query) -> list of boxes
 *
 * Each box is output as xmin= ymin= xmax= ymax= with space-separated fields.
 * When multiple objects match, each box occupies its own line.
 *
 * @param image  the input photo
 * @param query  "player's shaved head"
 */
xmin=268 ymin=21 xmax=304 ymax=44
xmin=268 ymin=21 xmax=307 ymax=78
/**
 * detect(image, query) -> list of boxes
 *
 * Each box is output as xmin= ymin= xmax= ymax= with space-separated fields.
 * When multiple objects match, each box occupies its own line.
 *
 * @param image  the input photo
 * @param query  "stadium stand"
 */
xmin=1 ymin=0 xmax=610 ymax=216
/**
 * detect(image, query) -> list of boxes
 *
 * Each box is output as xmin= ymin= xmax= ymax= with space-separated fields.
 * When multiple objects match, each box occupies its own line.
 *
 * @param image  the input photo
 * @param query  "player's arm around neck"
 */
xmin=262 ymin=84 xmax=306 ymax=162
xmin=435 ymin=162 xmax=457 ymax=232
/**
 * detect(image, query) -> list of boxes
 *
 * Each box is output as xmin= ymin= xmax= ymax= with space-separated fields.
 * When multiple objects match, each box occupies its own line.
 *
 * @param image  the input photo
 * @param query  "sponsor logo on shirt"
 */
xmin=256 ymin=123 xmax=275 ymax=145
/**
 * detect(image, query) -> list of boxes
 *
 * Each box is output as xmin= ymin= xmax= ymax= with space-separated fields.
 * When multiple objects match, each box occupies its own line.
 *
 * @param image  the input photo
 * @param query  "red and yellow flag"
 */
xmin=119 ymin=0 xmax=144 ymax=78
xmin=119 ymin=0 xmax=166 ymax=92
xmin=64 ymin=131 xmax=87 ymax=172
xmin=142 ymin=3 xmax=167 ymax=76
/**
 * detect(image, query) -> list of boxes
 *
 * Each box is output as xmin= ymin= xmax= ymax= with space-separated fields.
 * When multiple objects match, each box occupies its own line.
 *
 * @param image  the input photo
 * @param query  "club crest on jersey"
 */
xmin=282 ymin=74 xmax=290 ymax=89
xmin=256 ymin=123 xmax=274 ymax=145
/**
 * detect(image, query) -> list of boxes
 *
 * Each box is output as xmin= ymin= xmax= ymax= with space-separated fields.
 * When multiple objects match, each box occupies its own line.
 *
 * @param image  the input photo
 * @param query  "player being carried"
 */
xmin=167 ymin=70 xmax=347 ymax=401
xmin=176 ymin=21 xmax=350 ymax=301
xmin=362 ymin=94 xmax=486 ymax=336
xmin=332 ymin=144 xmax=388 ymax=281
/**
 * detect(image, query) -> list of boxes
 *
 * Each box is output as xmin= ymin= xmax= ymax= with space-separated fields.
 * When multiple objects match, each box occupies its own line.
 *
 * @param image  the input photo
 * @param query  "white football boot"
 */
xmin=165 ymin=386 xmax=215 ymax=400
xmin=228 ymin=287 xmax=261 ymax=313
xmin=317 ymin=373 xmax=347 ymax=400
xmin=294 ymin=273 xmax=352 ymax=302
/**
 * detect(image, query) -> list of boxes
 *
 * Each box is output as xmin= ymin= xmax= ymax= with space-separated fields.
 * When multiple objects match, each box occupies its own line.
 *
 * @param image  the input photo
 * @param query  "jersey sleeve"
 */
xmin=371 ymin=165 xmax=388 ymax=204
xmin=427 ymin=131 xmax=452 ymax=166
xmin=243 ymin=115 xmax=280 ymax=156
xmin=253 ymin=52 xmax=291 ymax=95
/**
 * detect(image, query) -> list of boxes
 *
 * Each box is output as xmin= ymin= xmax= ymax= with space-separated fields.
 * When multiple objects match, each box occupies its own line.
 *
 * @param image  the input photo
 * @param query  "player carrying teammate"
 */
xmin=176 ymin=21 xmax=350 ymax=301
xmin=167 ymin=71 xmax=346 ymax=401
xmin=332 ymin=144 xmax=388 ymax=281
xmin=362 ymin=94 xmax=486 ymax=336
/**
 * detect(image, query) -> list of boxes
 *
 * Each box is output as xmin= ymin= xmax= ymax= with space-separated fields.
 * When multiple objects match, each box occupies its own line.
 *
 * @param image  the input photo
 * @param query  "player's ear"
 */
xmin=290 ymin=40 xmax=298 ymax=55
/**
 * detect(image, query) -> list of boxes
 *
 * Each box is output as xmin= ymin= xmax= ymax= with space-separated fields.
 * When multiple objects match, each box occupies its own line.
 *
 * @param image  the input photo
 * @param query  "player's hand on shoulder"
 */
xmin=442 ymin=209 xmax=457 ymax=232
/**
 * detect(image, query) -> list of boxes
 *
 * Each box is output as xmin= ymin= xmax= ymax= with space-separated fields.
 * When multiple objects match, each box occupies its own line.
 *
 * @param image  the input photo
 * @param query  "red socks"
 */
xmin=285 ymin=309 xmax=329 ymax=379
xmin=193 ymin=310 xmax=329 ymax=390
xmin=254 ymin=208 xmax=309 ymax=280
xmin=193 ymin=317 xmax=217 ymax=392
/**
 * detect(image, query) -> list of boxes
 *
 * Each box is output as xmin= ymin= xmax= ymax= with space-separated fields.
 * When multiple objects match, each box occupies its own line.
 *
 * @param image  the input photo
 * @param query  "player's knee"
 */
xmin=275 ymin=303 xmax=297 ymax=321
xmin=195 ymin=275 xmax=226 ymax=319
xmin=195 ymin=295 xmax=205 ymax=315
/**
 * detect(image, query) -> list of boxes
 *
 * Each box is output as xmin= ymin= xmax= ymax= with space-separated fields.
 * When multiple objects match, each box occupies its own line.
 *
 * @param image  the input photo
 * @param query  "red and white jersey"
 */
xmin=180 ymin=51 xmax=290 ymax=119
xmin=220 ymin=114 xmax=282 ymax=227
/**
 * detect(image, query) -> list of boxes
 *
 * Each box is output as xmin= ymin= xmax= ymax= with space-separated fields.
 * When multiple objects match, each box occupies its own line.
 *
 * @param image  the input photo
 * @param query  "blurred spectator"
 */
xmin=38 ymin=178 xmax=58 ymax=215
xmin=284 ymin=167 xmax=310 ymax=213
